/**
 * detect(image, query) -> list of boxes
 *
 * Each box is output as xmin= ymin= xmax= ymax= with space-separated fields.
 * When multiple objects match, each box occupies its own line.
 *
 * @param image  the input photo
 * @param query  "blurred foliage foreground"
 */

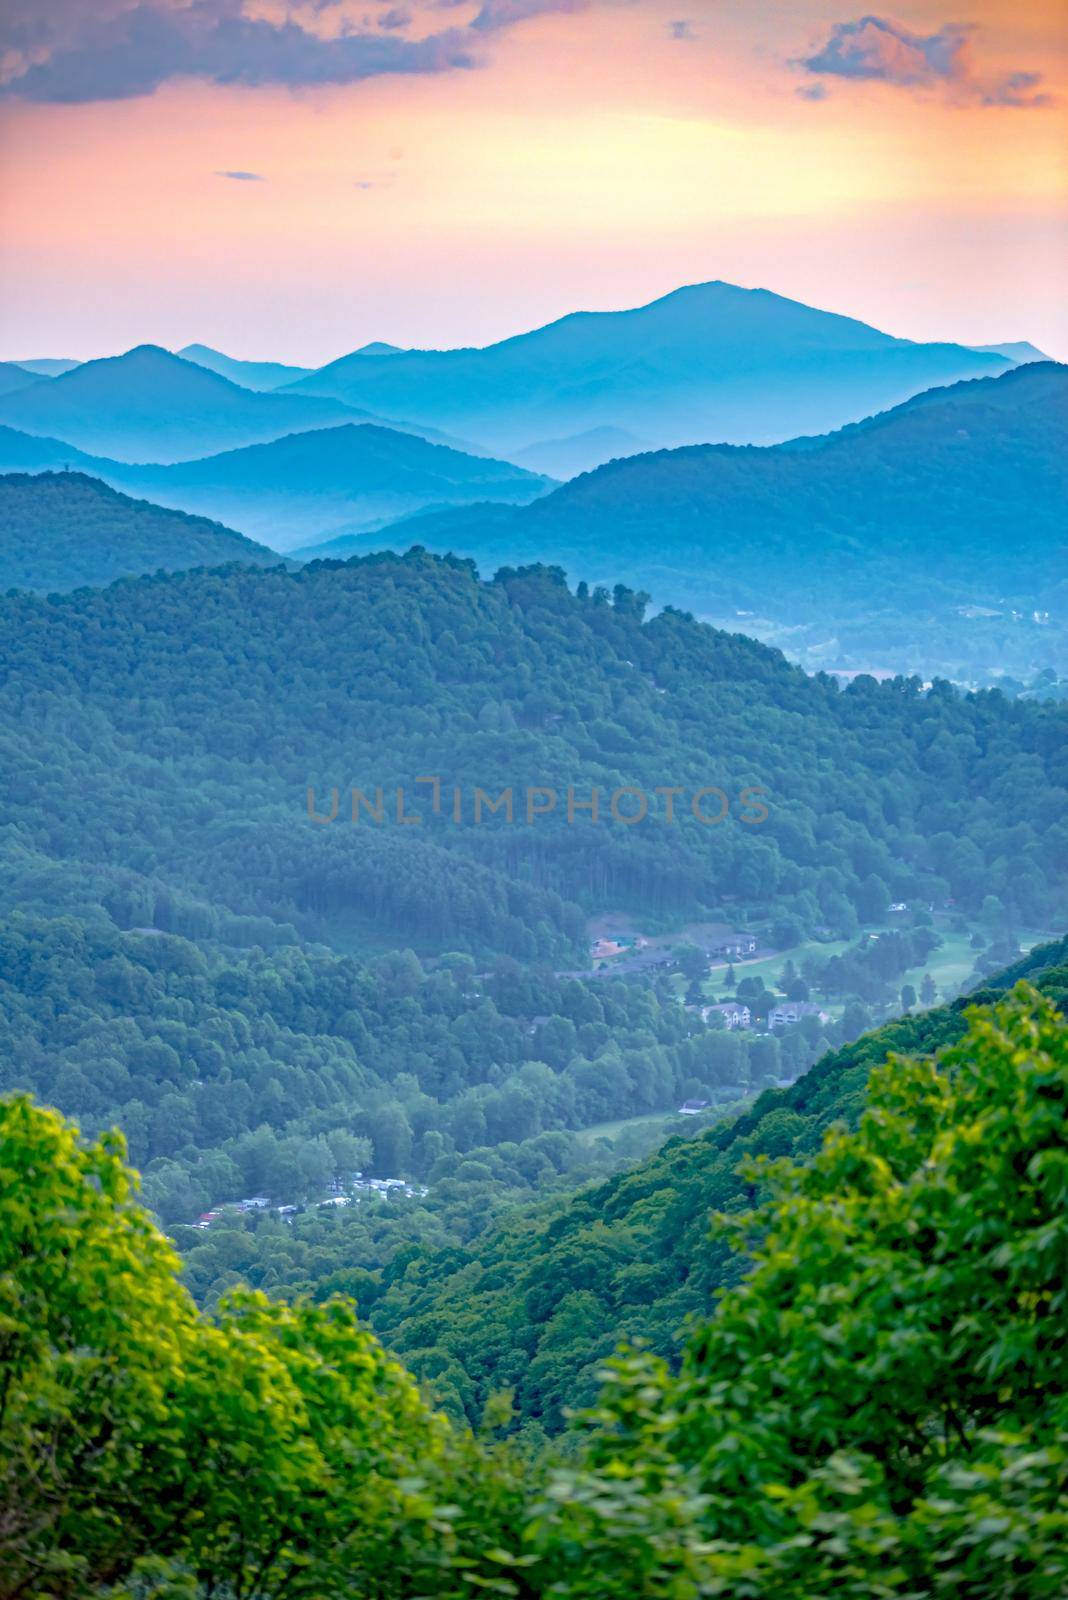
xmin=1 ymin=982 xmax=1065 ymax=1599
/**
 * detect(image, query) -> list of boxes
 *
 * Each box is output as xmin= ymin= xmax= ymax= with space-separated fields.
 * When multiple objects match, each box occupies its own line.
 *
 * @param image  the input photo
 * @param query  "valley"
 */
xmin=1 ymin=277 xmax=1065 ymax=1597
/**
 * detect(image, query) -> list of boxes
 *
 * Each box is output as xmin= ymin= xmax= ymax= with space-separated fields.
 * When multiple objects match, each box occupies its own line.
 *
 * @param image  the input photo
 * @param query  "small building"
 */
xmin=677 ymin=1099 xmax=710 ymax=1116
xmin=767 ymin=1001 xmax=830 ymax=1028
xmin=701 ymin=1001 xmax=751 ymax=1029
xmin=710 ymin=934 xmax=758 ymax=960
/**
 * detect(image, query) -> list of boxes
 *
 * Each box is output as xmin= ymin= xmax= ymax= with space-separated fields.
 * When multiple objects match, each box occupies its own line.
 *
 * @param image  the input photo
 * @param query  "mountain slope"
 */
xmin=511 ymin=425 xmax=652 ymax=479
xmin=5 ymin=976 xmax=1065 ymax=1598
xmin=0 ymin=362 xmax=47 ymax=399
xmin=0 ymin=418 xmax=549 ymax=552
xmin=10 ymin=358 xmax=82 ymax=377
xmin=359 ymin=362 xmax=1068 ymax=678
xmin=367 ymin=935 xmax=1068 ymax=1429
xmin=287 ymin=280 xmax=1012 ymax=454
xmin=115 ymin=423 xmax=554 ymax=549
xmin=1 ymin=551 xmax=1065 ymax=962
xmin=0 ymin=346 xmax=382 ymax=463
xmin=177 ymin=343 xmax=314 ymax=391
xmin=971 ymin=340 xmax=1050 ymax=363
xmin=0 ymin=471 xmax=281 ymax=591
xmin=0 ymin=423 xmax=111 ymax=475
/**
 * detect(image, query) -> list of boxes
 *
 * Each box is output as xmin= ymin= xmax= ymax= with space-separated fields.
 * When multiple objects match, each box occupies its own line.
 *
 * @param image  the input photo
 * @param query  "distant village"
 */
xmin=190 ymin=1173 xmax=428 ymax=1231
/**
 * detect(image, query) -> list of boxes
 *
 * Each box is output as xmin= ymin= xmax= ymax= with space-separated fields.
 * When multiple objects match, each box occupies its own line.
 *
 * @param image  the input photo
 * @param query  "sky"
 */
xmin=1 ymin=0 xmax=1065 ymax=363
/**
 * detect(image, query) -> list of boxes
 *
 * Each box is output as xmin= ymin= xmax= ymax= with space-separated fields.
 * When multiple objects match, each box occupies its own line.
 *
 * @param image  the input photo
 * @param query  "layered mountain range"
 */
xmin=310 ymin=362 xmax=1066 ymax=679
xmin=1 ymin=283 xmax=1059 ymax=676
xmin=282 ymin=279 xmax=1018 ymax=460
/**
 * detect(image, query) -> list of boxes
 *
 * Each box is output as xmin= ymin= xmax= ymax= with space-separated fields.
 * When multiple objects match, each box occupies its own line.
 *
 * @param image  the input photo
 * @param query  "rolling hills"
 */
xmin=285 ymin=279 xmax=1013 ymax=457
xmin=0 ymin=362 xmax=47 ymax=399
xmin=9 ymin=971 xmax=1065 ymax=1596
xmin=366 ymin=933 xmax=1068 ymax=1429
xmin=343 ymin=361 xmax=1067 ymax=679
xmin=510 ymin=425 xmax=651 ymax=480
xmin=8 ymin=358 xmax=81 ymax=377
xmin=111 ymin=424 xmax=554 ymax=549
xmin=0 ymin=472 xmax=281 ymax=591
xmin=176 ymin=343 xmax=314 ymax=391
xmin=2 ymin=550 xmax=1065 ymax=961
xmin=0 ymin=422 xmax=553 ymax=551
xmin=0 ymin=346 xmax=384 ymax=463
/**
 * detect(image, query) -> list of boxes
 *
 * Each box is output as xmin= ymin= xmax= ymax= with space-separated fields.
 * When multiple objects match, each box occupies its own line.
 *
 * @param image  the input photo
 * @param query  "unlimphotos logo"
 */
xmin=306 ymin=779 xmax=770 ymax=826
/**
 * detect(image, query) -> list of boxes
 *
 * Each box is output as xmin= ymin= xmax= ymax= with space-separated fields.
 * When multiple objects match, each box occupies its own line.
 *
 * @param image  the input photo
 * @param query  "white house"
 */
xmin=767 ymin=1000 xmax=830 ymax=1028
xmin=701 ymin=1001 xmax=752 ymax=1029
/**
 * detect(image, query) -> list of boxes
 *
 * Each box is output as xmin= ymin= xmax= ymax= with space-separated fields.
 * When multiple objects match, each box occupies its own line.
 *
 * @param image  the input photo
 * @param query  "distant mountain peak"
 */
xmin=288 ymin=280 xmax=1011 ymax=455
xmin=970 ymin=340 xmax=1052 ymax=365
xmin=174 ymin=343 xmax=316 ymax=392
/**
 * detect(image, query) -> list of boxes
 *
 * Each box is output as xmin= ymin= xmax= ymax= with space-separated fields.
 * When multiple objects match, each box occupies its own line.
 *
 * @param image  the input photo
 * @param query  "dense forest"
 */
xmin=4 ymin=972 xmax=1064 ymax=1597
xmin=0 ymin=471 xmax=280 ymax=591
xmin=345 ymin=362 xmax=1067 ymax=679
xmin=177 ymin=935 xmax=1068 ymax=1433
xmin=2 ymin=547 xmax=1066 ymax=962
xmin=0 ymin=916 xmax=734 ymax=1212
xmin=3 ymin=909 xmax=904 ymax=1234
xmin=1 ymin=527 xmax=1065 ymax=1596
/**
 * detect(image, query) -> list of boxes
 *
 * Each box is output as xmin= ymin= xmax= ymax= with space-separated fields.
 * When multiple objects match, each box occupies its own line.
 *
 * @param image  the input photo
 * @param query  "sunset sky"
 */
xmin=1 ymin=0 xmax=1065 ymax=363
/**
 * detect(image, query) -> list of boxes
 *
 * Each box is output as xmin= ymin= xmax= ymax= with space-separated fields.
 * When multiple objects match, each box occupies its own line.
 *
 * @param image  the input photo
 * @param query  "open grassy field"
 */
xmin=576 ymin=1094 xmax=752 ymax=1152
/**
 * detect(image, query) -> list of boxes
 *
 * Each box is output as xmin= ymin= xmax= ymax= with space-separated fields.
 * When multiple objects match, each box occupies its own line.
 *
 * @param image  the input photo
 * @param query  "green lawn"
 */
xmin=575 ymin=1111 xmax=678 ymax=1144
xmin=576 ymin=1095 xmax=752 ymax=1151
xmin=698 ymin=919 xmax=1056 ymax=1013
xmin=701 ymin=938 xmax=852 ymax=997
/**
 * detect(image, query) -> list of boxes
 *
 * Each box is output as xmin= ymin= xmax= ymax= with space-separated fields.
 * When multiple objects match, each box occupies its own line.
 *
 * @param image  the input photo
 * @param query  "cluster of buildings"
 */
xmin=591 ymin=933 xmax=649 ymax=961
xmin=692 ymin=998 xmax=830 ymax=1031
xmin=589 ymin=930 xmax=761 ymax=968
xmin=190 ymin=1176 xmax=427 ymax=1230
xmin=192 ymin=1195 xmax=270 ymax=1228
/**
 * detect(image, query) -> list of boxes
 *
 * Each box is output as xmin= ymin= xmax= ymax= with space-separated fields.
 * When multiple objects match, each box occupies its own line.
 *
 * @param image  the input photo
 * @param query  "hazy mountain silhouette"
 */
xmin=115 ymin=423 xmax=553 ymax=549
xmin=0 ymin=419 xmax=552 ymax=552
xmin=0 ymin=471 xmax=280 ymax=592
xmin=343 ymin=362 xmax=1066 ymax=678
xmin=177 ymin=343 xmax=315 ymax=391
xmin=0 ymin=346 xmax=384 ymax=463
xmin=0 ymin=362 xmax=48 ymax=399
xmin=0 ymin=424 xmax=122 ymax=476
xmin=10 ymin=358 xmax=82 ymax=377
xmin=511 ymin=425 xmax=651 ymax=479
xmin=285 ymin=280 xmax=1014 ymax=455
xmin=970 ymin=341 xmax=1050 ymax=365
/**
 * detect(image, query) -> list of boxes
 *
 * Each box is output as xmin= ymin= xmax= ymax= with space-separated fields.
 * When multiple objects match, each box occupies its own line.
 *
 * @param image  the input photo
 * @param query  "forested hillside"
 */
xmin=0 ymin=471 xmax=280 ymax=590
xmin=0 ymin=421 xmax=554 ymax=552
xmin=0 ymin=914 xmax=786 ymax=1229
xmin=2 ymin=551 xmax=1065 ymax=962
xmin=4 ymin=978 xmax=1064 ymax=1597
xmin=356 ymin=362 xmax=1066 ymax=679
xmin=359 ymin=936 xmax=1068 ymax=1430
